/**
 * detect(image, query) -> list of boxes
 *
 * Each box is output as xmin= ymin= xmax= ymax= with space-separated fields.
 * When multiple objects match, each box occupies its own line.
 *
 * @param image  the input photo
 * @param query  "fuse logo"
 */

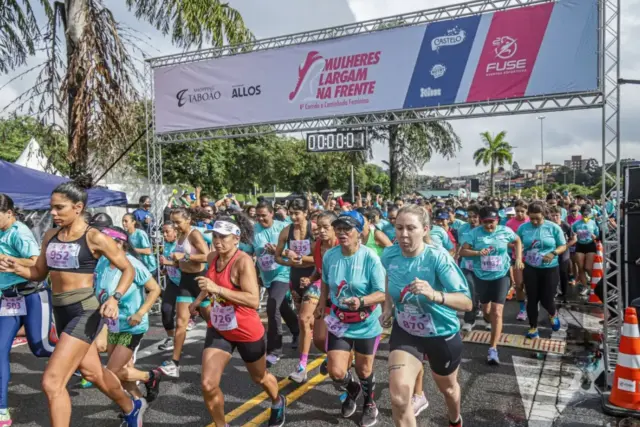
xmin=485 ymin=36 xmax=527 ymax=76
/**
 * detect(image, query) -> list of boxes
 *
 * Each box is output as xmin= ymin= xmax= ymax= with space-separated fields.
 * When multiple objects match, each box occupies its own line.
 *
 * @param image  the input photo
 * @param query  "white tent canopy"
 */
xmin=15 ymin=138 xmax=60 ymax=175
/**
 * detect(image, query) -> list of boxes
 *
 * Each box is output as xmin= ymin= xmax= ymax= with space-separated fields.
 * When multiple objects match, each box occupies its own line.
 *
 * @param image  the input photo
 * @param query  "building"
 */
xmin=563 ymin=155 xmax=598 ymax=171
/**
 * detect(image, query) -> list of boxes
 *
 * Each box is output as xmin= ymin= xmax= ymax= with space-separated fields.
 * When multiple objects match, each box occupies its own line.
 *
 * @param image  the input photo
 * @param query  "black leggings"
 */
xmin=559 ymin=258 xmax=570 ymax=298
xmin=462 ymin=269 xmax=477 ymax=324
xmin=523 ymin=265 xmax=559 ymax=328
xmin=266 ymin=281 xmax=300 ymax=355
xmin=161 ymin=283 xmax=179 ymax=331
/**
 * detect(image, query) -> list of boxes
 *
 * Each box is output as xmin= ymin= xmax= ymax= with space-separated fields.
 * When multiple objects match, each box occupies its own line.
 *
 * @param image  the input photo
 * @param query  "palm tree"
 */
xmin=473 ymin=131 xmax=513 ymax=196
xmin=1 ymin=1 xmax=252 ymax=184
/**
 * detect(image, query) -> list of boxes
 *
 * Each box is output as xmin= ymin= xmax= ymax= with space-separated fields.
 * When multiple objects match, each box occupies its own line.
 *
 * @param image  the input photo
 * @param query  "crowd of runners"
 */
xmin=0 ymin=184 xmax=615 ymax=427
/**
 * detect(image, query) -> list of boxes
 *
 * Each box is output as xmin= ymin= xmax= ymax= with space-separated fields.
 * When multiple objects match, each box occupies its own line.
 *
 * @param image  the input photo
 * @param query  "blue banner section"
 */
xmin=403 ymin=15 xmax=482 ymax=109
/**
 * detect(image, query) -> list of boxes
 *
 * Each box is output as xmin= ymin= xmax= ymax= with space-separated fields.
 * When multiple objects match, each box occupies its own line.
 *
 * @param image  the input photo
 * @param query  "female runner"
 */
xmin=95 ymin=227 xmax=162 ymax=403
xmin=380 ymin=204 xmax=472 ymax=427
xmin=0 ymin=194 xmax=56 ymax=426
xmin=192 ymin=217 xmax=286 ymax=427
xmin=122 ymin=214 xmax=157 ymax=277
xmin=0 ymin=183 xmax=142 ymax=427
xmin=159 ymin=221 xmax=180 ymax=351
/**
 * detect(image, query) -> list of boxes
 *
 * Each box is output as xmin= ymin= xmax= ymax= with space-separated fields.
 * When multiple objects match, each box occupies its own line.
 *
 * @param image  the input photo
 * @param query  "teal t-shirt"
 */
xmin=381 ymin=244 xmax=469 ymax=337
xmin=560 ymin=207 xmax=568 ymax=221
xmin=253 ymin=221 xmax=290 ymax=287
xmin=572 ymin=219 xmax=599 ymax=244
xmin=451 ymin=219 xmax=465 ymax=231
xmin=457 ymin=222 xmax=478 ymax=271
xmin=95 ymin=254 xmax=151 ymax=335
xmin=430 ymin=225 xmax=454 ymax=251
xmin=517 ymin=221 xmax=566 ymax=269
xmin=463 ymin=225 xmax=516 ymax=281
xmin=375 ymin=219 xmax=396 ymax=242
xmin=322 ymin=245 xmax=385 ymax=339
xmin=194 ymin=226 xmax=213 ymax=245
xmin=239 ymin=242 xmax=254 ymax=254
xmin=128 ymin=229 xmax=157 ymax=273
xmin=0 ymin=222 xmax=40 ymax=290
xmin=162 ymin=241 xmax=181 ymax=286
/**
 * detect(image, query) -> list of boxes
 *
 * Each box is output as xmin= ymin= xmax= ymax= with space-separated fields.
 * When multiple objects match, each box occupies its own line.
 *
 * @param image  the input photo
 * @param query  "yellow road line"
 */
xmin=240 ymin=333 xmax=389 ymax=427
xmin=218 ymin=355 xmax=326 ymax=424
xmin=242 ymin=372 xmax=328 ymax=427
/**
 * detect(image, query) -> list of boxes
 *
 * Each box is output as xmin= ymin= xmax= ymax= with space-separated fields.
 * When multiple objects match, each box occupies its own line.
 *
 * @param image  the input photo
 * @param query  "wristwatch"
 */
xmin=551 ymin=250 xmax=558 ymax=256
xmin=112 ymin=292 xmax=123 ymax=302
xmin=184 ymin=252 xmax=191 ymax=262
xmin=359 ymin=297 xmax=365 ymax=309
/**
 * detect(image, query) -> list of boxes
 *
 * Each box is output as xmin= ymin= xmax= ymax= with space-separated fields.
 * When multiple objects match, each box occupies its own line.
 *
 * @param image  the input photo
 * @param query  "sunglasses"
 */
xmin=335 ymin=226 xmax=354 ymax=234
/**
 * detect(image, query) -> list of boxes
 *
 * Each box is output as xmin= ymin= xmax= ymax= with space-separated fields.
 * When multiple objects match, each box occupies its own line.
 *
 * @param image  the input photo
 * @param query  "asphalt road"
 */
xmin=8 ymin=300 xmax=617 ymax=427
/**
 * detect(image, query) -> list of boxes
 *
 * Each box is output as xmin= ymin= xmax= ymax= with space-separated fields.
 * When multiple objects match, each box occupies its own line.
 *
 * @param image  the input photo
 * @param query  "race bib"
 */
xmin=396 ymin=310 xmax=436 ymax=337
xmin=0 ymin=296 xmax=27 ymax=316
xmin=324 ymin=315 xmax=348 ymax=338
xmin=577 ymin=230 xmax=590 ymax=241
xmin=46 ymin=243 xmax=81 ymax=269
xmin=166 ymin=266 xmax=180 ymax=282
xmin=290 ymin=240 xmax=311 ymax=256
xmin=105 ymin=317 xmax=119 ymax=333
xmin=258 ymin=254 xmax=278 ymax=271
xmin=463 ymin=260 xmax=474 ymax=270
xmin=525 ymin=250 xmax=543 ymax=267
xmin=480 ymin=256 xmax=502 ymax=272
xmin=210 ymin=302 xmax=238 ymax=331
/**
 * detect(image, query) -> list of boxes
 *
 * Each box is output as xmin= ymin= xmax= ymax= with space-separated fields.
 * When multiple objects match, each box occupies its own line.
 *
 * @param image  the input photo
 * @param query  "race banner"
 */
xmin=153 ymin=0 xmax=598 ymax=134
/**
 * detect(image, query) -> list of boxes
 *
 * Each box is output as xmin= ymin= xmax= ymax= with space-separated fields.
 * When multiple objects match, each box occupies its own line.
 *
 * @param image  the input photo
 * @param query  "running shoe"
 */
xmin=288 ymin=365 xmax=307 ymax=384
xmin=159 ymin=360 xmax=180 ymax=378
xmin=461 ymin=322 xmax=474 ymax=332
xmin=516 ymin=310 xmax=527 ymax=321
xmin=449 ymin=415 xmax=463 ymax=427
xmin=550 ymin=314 xmax=561 ymax=332
xmin=483 ymin=317 xmax=491 ymax=331
xmin=144 ymin=369 xmax=162 ymax=403
xmin=320 ymin=358 xmax=328 ymax=375
xmin=121 ymin=397 xmax=146 ymax=427
xmin=341 ymin=382 xmax=361 ymax=418
xmin=73 ymin=370 xmax=82 ymax=377
xmin=412 ymin=393 xmax=429 ymax=417
xmin=290 ymin=334 xmax=299 ymax=350
xmin=487 ymin=347 xmax=500 ymax=366
xmin=80 ymin=378 xmax=93 ymax=388
xmin=268 ymin=394 xmax=286 ymax=427
xmin=158 ymin=338 xmax=174 ymax=351
xmin=360 ymin=402 xmax=379 ymax=427
xmin=186 ymin=318 xmax=196 ymax=331
xmin=0 ymin=409 xmax=11 ymax=427
xmin=266 ymin=353 xmax=280 ymax=368
xmin=526 ymin=328 xmax=540 ymax=339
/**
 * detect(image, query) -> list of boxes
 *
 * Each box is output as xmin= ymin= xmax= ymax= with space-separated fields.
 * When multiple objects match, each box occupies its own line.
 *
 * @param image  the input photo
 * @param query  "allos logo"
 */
xmin=176 ymin=86 xmax=221 ymax=107
xmin=420 ymin=87 xmax=442 ymax=98
xmin=431 ymin=27 xmax=466 ymax=52
xmin=486 ymin=36 xmax=527 ymax=75
xmin=232 ymin=84 xmax=261 ymax=98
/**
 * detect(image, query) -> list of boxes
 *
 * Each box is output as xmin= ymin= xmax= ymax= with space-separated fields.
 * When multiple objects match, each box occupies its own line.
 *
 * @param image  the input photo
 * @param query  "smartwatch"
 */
xmin=112 ymin=292 xmax=123 ymax=302
xmin=184 ymin=252 xmax=191 ymax=262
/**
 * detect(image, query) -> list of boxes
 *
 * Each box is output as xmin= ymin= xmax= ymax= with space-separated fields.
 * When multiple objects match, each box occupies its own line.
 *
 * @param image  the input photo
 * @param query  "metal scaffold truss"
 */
xmin=145 ymin=0 xmax=621 ymax=390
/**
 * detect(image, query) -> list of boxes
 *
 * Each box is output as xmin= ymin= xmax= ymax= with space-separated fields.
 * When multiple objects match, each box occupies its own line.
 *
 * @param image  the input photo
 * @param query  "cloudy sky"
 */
xmin=2 ymin=0 xmax=639 ymax=177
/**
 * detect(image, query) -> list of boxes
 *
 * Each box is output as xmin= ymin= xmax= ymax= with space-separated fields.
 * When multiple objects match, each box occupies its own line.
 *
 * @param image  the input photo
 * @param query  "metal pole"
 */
xmin=538 ymin=115 xmax=545 ymax=189
xmin=351 ymin=165 xmax=355 ymax=204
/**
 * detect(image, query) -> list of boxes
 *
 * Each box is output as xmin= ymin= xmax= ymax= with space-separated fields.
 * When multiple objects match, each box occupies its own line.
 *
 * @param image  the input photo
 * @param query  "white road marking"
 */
xmin=135 ymin=323 xmax=207 ymax=361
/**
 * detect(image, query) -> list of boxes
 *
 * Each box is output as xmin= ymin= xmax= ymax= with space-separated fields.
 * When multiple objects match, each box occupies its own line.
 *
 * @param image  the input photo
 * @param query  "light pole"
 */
xmin=508 ymin=145 xmax=518 ymax=197
xmin=538 ymin=115 xmax=546 ymax=189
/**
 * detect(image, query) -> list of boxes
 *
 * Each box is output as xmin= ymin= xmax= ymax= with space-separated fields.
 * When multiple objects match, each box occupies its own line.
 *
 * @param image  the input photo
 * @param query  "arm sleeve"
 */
xmin=435 ymin=250 xmax=470 ymax=297
xmin=13 ymin=228 xmax=41 ymax=258
xmin=554 ymin=224 xmax=567 ymax=246
xmin=507 ymin=227 xmax=517 ymax=244
xmin=132 ymin=258 xmax=152 ymax=287
xmin=138 ymin=231 xmax=151 ymax=249
xmin=368 ymin=255 xmax=386 ymax=294
xmin=442 ymin=232 xmax=454 ymax=251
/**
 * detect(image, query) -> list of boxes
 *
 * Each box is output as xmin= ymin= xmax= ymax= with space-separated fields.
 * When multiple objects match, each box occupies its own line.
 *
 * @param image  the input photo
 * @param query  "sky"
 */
xmin=1 ymin=0 xmax=639 ymax=178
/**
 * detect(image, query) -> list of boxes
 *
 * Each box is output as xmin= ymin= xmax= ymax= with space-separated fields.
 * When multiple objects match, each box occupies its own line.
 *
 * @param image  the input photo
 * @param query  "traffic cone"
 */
xmin=588 ymin=242 xmax=604 ymax=304
xmin=602 ymin=307 xmax=640 ymax=416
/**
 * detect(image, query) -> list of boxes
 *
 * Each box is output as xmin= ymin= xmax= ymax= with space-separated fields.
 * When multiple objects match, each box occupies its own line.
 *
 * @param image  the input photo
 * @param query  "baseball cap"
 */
xmin=455 ymin=209 xmax=468 ymax=218
xmin=481 ymin=209 xmax=500 ymax=221
xmin=332 ymin=211 xmax=365 ymax=233
xmin=505 ymin=207 xmax=516 ymax=216
xmin=434 ymin=208 xmax=449 ymax=220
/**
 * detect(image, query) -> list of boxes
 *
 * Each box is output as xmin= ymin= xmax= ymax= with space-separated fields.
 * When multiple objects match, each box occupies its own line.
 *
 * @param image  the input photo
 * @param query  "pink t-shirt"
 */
xmin=567 ymin=214 xmax=582 ymax=226
xmin=506 ymin=217 xmax=529 ymax=234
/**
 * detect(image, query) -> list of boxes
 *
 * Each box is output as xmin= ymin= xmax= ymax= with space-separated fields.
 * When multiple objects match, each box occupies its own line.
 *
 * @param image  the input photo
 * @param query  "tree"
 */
xmin=473 ymin=131 xmax=513 ymax=196
xmin=2 ymin=1 xmax=252 ymax=185
xmin=512 ymin=161 xmax=521 ymax=176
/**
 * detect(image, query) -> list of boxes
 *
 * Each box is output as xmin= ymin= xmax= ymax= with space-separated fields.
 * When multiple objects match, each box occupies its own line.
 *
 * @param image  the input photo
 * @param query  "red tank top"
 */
xmin=314 ymin=239 xmax=338 ymax=273
xmin=205 ymin=251 xmax=264 ymax=342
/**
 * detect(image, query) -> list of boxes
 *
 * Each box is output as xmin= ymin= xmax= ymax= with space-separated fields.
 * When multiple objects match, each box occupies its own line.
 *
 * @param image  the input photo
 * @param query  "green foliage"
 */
xmin=0 ymin=115 xmax=68 ymax=174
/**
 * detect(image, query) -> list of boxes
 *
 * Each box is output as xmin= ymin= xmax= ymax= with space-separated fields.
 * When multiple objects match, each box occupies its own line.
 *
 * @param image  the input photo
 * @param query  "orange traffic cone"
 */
xmin=588 ymin=242 xmax=603 ymax=304
xmin=603 ymin=307 xmax=640 ymax=416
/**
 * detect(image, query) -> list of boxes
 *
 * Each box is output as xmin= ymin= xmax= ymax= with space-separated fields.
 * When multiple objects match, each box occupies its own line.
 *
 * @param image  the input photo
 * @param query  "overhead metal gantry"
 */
xmin=145 ymin=0 xmax=622 ymax=389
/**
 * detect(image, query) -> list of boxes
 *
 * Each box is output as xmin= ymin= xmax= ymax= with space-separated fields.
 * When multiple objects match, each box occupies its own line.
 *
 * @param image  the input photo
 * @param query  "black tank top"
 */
xmin=46 ymin=227 xmax=99 ymax=274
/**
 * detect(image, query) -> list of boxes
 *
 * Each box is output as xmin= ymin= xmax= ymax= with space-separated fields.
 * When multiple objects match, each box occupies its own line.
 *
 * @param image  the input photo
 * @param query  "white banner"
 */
xmin=153 ymin=26 xmax=426 ymax=134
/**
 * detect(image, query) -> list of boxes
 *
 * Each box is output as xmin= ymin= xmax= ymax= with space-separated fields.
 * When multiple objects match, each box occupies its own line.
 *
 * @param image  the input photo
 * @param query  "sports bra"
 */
xmin=175 ymin=228 xmax=197 ymax=255
xmin=287 ymin=220 xmax=313 ymax=258
xmin=46 ymin=227 xmax=99 ymax=274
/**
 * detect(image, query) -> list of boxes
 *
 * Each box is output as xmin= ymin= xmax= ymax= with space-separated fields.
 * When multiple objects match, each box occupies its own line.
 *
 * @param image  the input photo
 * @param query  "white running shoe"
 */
xmin=159 ymin=360 xmax=180 ymax=378
xmin=158 ymin=338 xmax=174 ymax=351
xmin=412 ymin=393 xmax=429 ymax=416
xmin=288 ymin=365 xmax=308 ymax=384
xmin=461 ymin=322 xmax=474 ymax=332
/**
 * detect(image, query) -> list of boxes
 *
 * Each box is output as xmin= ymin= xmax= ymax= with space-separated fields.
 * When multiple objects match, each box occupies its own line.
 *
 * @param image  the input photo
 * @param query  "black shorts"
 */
xmin=575 ymin=241 xmax=597 ymax=254
xmin=326 ymin=332 xmax=381 ymax=356
xmin=204 ymin=327 xmax=266 ymax=364
xmin=475 ymin=275 xmax=511 ymax=304
xmin=389 ymin=320 xmax=463 ymax=376
xmin=53 ymin=296 xmax=103 ymax=344
xmin=289 ymin=266 xmax=316 ymax=300
xmin=177 ymin=270 xmax=206 ymax=303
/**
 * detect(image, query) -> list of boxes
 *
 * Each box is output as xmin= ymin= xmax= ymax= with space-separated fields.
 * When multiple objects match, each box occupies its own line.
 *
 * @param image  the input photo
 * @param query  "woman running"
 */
xmin=0 ymin=194 xmax=56 ymax=426
xmin=159 ymin=207 xmax=210 ymax=378
xmin=290 ymin=211 xmax=338 ymax=382
xmin=315 ymin=211 xmax=385 ymax=427
xmin=0 ymin=183 xmax=143 ymax=427
xmin=380 ymin=204 xmax=472 ymax=427
xmin=159 ymin=222 xmax=180 ymax=351
xmin=95 ymin=226 xmax=162 ymax=403
xmin=506 ymin=200 xmax=529 ymax=321
xmin=122 ymin=214 xmax=157 ymax=277
xmin=518 ymin=202 xmax=567 ymax=339
xmin=572 ymin=203 xmax=599 ymax=291
xmin=459 ymin=206 xmax=523 ymax=365
xmin=192 ymin=217 xmax=286 ymax=427
xmin=549 ymin=207 xmax=576 ymax=302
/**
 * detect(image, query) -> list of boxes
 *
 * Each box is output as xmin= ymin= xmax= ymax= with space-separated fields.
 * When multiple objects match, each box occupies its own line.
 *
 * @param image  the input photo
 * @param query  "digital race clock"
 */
xmin=306 ymin=130 xmax=368 ymax=153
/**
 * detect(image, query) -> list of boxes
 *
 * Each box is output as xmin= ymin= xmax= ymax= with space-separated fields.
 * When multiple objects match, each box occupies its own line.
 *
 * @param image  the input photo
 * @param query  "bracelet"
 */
xmin=359 ymin=297 xmax=365 ymax=308
xmin=440 ymin=291 xmax=446 ymax=305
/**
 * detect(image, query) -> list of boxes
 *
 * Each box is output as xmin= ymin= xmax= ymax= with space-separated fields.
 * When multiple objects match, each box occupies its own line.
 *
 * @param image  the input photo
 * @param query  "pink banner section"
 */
xmin=466 ymin=3 xmax=554 ymax=102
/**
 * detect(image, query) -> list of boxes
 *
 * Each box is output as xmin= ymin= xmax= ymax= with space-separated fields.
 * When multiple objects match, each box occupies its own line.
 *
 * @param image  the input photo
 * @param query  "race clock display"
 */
xmin=306 ymin=130 xmax=368 ymax=153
